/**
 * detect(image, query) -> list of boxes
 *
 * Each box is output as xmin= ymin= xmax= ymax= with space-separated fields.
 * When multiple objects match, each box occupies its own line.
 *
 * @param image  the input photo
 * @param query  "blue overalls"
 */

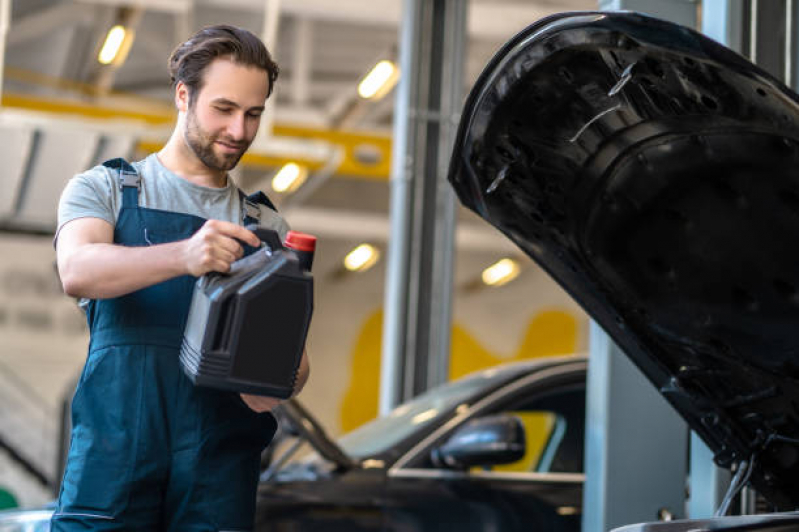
xmin=52 ymin=159 xmax=277 ymax=531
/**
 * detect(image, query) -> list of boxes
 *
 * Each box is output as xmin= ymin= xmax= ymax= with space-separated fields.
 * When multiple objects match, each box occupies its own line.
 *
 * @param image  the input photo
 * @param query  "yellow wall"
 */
xmin=339 ymin=309 xmax=579 ymax=432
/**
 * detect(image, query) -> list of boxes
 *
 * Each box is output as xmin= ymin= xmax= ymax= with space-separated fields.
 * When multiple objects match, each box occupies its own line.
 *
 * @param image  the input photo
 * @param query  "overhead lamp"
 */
xmin=344 ymin=244 xmax=380 ymax=272
xmin=271 ymin=162 xmax=308 ymax=193
xmin=481 ymin=258 xmax=520 ymax=287
xmin=357 ymin=60 xmax=399 ymax=99
xmin=98 ymin=25 xmax=131 ymax=66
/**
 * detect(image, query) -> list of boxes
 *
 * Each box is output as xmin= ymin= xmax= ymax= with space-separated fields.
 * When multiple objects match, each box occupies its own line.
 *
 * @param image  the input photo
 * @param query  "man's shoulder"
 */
xmin=243 ymin=190 xmax=278 ymax=212
xmin=76 ymin=156 xmax=148 ymax=185
xmin=99 ymin=156 xmax=150 ymax=178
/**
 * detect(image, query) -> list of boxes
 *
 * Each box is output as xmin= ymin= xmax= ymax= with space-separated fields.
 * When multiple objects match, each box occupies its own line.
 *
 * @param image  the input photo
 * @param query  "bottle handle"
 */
xmin=244 ymin=224 xmax=284 ymax=252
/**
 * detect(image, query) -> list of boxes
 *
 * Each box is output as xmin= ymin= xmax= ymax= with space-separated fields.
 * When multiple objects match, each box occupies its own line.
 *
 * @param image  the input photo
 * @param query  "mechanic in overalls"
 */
xmin=51 ymin=25 xmax=310 ymax=531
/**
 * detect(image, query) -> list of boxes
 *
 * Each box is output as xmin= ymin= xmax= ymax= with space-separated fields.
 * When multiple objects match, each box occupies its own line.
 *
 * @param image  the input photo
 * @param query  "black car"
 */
xmin=448 ymin=9 xmax=799 ymax=531
xmin=256 ymin=356 xmax=587 ymax=531
xmin=0 ymin=356 xmax=587 ymax=531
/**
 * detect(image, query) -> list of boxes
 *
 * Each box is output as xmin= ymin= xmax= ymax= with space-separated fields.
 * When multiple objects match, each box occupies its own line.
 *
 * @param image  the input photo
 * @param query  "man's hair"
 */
xmin=168 ymin=24 xmax=280 ymax=103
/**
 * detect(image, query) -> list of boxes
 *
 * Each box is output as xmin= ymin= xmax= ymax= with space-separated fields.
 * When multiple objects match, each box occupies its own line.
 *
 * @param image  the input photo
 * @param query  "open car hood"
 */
xmin=448 ymin=11 xmax=799 ymax=509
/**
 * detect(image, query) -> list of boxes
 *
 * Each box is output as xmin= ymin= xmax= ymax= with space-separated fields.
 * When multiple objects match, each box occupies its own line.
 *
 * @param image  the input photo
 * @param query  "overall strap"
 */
xmin=238 ymin=189 xmax=277 ymax=226
xmin=103 ymin=158 xmax=140 ymax=208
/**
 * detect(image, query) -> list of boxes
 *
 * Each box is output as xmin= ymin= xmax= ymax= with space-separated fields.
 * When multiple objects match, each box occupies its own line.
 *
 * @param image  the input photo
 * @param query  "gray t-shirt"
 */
xmin=57 ymin=153 xmax=289 ymax=240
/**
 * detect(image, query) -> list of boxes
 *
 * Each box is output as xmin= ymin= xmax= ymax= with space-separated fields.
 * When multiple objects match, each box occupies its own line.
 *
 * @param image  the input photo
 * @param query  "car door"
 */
xmin=383 ymin=361 xmax=586 ymax=532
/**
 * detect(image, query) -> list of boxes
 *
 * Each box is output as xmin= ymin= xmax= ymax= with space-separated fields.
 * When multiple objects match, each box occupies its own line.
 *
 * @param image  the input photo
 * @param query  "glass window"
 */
xmin=336 ymin=365 xmax=528 ymax=458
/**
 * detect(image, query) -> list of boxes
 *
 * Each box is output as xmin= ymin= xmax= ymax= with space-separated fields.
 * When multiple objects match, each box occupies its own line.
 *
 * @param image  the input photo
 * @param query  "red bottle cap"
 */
xmin=285 ymin=231 xmax=317 ymax=252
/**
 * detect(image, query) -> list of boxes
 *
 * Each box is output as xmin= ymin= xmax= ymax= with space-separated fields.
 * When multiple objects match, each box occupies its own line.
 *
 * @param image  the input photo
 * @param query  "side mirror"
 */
xmin=431 ymin=414 xmax=525 ymax=469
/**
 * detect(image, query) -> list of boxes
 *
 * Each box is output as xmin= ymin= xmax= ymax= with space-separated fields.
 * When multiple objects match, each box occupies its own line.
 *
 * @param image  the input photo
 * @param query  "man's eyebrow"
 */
xmin=211 ymin=98 xmax=265 ymax=111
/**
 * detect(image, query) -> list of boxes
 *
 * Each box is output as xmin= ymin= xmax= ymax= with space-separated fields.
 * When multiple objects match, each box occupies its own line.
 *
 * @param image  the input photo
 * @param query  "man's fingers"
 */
xmin=210 ymin=246 xmax=238 ymax=266
xmin=209 ymin=220 xmax=261 ymax=248
xmin=213 ymin=234 xmax=245 ymax=258
xmin=211 ymin=258 xmax=232 ymax=273
xmin=240 ymin=393 xmax=282 ymax=413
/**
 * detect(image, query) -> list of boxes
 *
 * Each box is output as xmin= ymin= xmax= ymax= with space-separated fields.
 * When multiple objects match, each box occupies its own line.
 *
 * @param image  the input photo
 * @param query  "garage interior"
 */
xmin=0 ymin=0 xmax=796 ymax=531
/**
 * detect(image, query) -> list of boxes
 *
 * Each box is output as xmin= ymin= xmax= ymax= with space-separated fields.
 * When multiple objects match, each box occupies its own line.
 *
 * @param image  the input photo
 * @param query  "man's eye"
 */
xmin=248 ymin=112 xmax=263 ymax=119
xmin=215 ymin=107 xmax=233 ymax=114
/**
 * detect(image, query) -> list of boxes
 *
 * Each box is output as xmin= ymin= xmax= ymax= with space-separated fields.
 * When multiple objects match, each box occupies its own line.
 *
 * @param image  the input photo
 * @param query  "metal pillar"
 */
xmin=583 ymin=3 xmax=696 ymax=532
xmin=701 ymin=0 xmax=744 ymax=52
xmin=259 ymin=0 xmax=280 ymax=140
xmin=379 ymin=0 xmax=466 ymax=414
xmin=599 ymin=0 xmax=698 ymax=24
xmin=688 ymin=431 xmax=731 ymax=518
xmin=583 ymin=324 xmax=689 ymax=532
xmin=740 ymin=0 xmax=789 ymax=82
xmin=679 ymin=0 xmax=748 ymax=518
xmin=0 ymin=0 xmax=10 ymax=106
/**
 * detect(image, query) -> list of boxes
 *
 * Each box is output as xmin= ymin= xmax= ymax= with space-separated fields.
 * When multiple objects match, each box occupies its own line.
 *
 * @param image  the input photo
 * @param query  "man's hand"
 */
xmin=240 ymin=393 xmax=282 ymax=413
xmin=182 ymin=220 xmax=261 ymax=277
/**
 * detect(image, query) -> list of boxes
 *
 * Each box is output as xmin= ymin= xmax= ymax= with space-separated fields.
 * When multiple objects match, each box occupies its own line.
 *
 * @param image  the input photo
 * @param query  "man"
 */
xmin=52 ymin=25 xmax=309 ymax=531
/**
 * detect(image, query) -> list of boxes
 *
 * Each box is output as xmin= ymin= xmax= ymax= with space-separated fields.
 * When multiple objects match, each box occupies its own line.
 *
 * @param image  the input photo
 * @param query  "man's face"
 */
xmin=181 ymin=58 xmax=271 ymax=172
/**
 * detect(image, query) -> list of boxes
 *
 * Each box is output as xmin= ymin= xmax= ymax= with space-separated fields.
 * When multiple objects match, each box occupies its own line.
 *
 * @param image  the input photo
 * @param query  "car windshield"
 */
xmin=335 ymin=365 xmax=524 ymax=458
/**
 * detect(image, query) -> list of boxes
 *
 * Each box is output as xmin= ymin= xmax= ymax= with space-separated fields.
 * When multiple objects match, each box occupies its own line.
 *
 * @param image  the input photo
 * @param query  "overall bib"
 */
xmin=52 ymin=160 xmax=277 ymax=531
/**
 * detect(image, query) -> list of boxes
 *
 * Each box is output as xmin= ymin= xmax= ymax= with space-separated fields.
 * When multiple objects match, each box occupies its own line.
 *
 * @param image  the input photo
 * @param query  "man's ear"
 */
xmin=175 ymin=81 xmax=190 ymax=113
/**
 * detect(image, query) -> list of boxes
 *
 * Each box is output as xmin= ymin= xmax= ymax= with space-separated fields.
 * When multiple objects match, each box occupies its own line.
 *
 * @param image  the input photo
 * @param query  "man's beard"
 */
xmin=184 ymin=108 xmax=248 ymax=172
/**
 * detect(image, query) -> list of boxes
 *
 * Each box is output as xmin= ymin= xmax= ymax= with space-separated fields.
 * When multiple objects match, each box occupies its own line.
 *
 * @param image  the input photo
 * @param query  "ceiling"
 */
xmin=0 ymin=0 xmax=595 ymax=238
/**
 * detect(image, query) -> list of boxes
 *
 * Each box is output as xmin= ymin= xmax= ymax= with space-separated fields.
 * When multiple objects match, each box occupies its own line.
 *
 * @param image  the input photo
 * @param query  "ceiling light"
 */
xmin=271 ymin=162 xmax=308 ymax=193
xmin=98 ymin=25 xmax=128 ymax=65
xmin=357 ymin=60 xmax=399 ymax=99
xmin=344 ymin=244 xmax=380 ymax=272
xmin=481 ymin=258 xmax=520 ymax=287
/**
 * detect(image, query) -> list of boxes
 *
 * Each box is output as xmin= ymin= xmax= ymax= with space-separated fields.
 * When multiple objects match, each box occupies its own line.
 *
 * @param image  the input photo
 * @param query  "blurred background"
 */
xmin=0 ymin=0 xmax=594 ymax=509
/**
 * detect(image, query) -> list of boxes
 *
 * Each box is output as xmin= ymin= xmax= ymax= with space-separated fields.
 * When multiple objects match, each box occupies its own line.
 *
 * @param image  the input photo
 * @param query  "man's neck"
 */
xmin=157 ymin=129 xmax=227 ymax=188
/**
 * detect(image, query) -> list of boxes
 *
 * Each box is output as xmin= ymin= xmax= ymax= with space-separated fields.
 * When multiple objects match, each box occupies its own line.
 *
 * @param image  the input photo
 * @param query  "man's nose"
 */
xmin=227 ymin=113 xmax=247 ymax=140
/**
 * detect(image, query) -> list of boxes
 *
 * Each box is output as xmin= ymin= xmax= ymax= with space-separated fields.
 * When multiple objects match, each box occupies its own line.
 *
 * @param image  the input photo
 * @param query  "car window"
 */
xmin=335 ymin=366 xmax=526 ymax=458
xmin=472 ymin=384 xmax=585 ymax=474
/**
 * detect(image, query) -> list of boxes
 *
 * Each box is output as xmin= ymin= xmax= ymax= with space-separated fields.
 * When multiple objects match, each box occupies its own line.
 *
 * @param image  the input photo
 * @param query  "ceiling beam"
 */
xmin=196 ymin=0 xmax=568 ymax=40
xmin=290 ymin=17 xmax=313 ymax=106
xmin=75 ymin=0 xmax=191 ymax=14
xmin=7 ymin=3 xmax=94 ymax=47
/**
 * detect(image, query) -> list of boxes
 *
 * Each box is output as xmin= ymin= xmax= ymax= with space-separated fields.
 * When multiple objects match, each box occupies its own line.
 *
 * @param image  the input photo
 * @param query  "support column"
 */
xmin=0 ymin=0 xmax=10 ymax=106
xmin=680 ymin=0 xmax=747 ymax=518
xmin=379 ymin=0 xmax=466 ymax=413
xmin=259 ymin=0 xmax=281 ymax=140
xmin=689 ymin=432 xmax=732 ymax=518
xmin=584 ymin=3 xmax=696 ymax=531
xmin=583 ymin=324 xmax=689 ymax=532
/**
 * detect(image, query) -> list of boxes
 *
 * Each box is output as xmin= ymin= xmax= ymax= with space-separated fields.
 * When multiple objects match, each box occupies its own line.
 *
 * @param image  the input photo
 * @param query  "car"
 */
xmin=0 ymin=356 xmax=588 ymax=531
xmin=447 ymin=9 xmax=799 ymax=532
xmin=256 ymin=356 xmax=587 ymax=531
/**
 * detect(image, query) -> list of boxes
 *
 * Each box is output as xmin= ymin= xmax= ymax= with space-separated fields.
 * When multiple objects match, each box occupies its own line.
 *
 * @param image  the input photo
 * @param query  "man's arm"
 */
xmin=57 ymin=217 xmax=261 ymax=299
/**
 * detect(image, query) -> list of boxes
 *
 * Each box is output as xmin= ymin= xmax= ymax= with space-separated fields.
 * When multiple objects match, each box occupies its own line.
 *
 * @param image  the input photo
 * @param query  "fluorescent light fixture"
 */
xmin=98 ymin=25 xmax=128 ymax=65
xmin=357 ymin=60 xmax=399 ymax=99
xmin=271 ymin=162 xmax=308 ymax=193
xmin=481 ymin=258 xmax=520 ymax=287
xmin=344 ymin=244 xmax=380 ymax=272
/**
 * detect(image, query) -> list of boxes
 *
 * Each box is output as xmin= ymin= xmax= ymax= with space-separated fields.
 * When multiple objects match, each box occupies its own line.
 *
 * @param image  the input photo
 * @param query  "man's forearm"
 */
xmin=60 ymin=241 xmax=188 ymax=299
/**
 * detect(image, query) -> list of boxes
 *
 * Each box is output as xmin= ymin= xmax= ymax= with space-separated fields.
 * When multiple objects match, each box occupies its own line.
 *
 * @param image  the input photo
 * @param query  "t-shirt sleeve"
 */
xmin=56 ymin=166 xmax=118 ymax=239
